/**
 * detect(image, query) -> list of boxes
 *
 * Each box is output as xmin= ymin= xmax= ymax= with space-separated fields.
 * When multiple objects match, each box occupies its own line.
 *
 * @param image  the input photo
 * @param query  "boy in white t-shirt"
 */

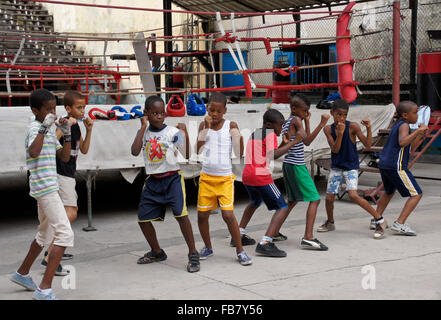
xmin=131 ymin=95 xmax=200 ymax=273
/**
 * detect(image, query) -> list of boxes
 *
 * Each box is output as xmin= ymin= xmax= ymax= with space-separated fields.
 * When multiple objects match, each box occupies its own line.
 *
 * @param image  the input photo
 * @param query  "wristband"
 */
xmin=64 ymin=135 xmax=72 ymax=142
xmin=38 ymin=125 xmax=48 ymax=135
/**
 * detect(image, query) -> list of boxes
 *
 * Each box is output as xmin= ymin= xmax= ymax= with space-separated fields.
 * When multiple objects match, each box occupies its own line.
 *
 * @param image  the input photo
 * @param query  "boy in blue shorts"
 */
xmin=281 ymin=94 xmax=330 ymax=250
xmin=11 ymin=88 xmax=74 ymax=300
xmin=237 ymin=109 xmax=304 ymax=257
xmin=131 ymin=95 xmax=200 ymax=273
xmin=318 ymin=99 xmax=388 ymax=239
xmin=375 ymin=101 xmax=427 ymax=236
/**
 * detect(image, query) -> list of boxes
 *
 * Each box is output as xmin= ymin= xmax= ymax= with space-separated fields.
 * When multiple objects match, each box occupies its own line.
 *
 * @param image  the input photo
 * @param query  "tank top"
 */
xmin=379 ymin=119 xmax=410 ymax=170
xmin=281 ymin=115 xmax=305 ymax=165
xmin=331 ymin=120 xmax=359 ymax=170
xmin=201 ymin=119 xmax=232 ymax=176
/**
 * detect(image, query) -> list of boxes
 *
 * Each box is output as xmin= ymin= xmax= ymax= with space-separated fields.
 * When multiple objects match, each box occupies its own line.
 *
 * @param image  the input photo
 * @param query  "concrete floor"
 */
xmin=1 ymin=162 xmax=441 ymax=300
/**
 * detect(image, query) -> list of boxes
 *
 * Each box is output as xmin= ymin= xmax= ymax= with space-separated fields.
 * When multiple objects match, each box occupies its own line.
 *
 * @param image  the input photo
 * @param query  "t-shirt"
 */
xmin=281 ymin=115 xmax=305 ymax=165
xmin=142 ymin=124 xmax=184 ymax=175
xmin=379 ymin=119 xmax=410 ymax=170
xmin=242 ymin=128 xmax=278 ymax=186
xmin=25 ymin=120 xmax=62 ymax=198
xmin=56 ymin=122 xmax=81 ymax=178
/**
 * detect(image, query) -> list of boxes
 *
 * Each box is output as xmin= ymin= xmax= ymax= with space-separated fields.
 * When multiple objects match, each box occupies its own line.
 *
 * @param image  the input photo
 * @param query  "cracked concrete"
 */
xmin=1 ymin=163 xmax=441 ymax=300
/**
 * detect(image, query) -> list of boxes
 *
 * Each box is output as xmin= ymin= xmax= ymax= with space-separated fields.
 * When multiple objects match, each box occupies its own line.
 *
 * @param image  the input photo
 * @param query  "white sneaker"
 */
xmin=390 ymin=221 xmax=417 ymax=236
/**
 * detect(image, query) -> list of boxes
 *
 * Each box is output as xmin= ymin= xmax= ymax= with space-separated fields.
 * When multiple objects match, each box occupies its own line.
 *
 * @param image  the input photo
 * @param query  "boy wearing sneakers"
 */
xmin=375 ymin=101 xmax=427 ymax=236
xmin=41 ymin=90 xmax=94 ymax=275
xmin=281 ymin=94 xmax=330 ymax=250
xmin=196 ymin=92 xmax=252 ymax=265
xmin=131 ymin=95 xmax=200 ymax=273
xmin=11 ymin=88 xmax=74 ymax=300
xmin=318 ymin=99 xmax=387 ymax=239
xmin=237 ymin=109 xmax=303 ymax=257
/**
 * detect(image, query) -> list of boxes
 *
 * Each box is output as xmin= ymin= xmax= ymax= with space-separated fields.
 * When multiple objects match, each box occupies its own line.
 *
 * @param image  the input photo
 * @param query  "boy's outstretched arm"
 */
xmin=303 ymin=113 xmax=330 ymax=146
xmin=230 ymin=121 xmax=244 ymax=159
xmin=131 ymin=116 xmax=148 ymax=156
xmin=353 ymin=118 xmax=372 ymax=148
xmin=176 ymin=123 xmax=190 ymax=159
xmin=399 ymin=123 xmax=428 ymax=148
xmin=80 ymin=118 xmax=94 ymax=154
xmin=271 ymin=117 xmax=306 ymax=159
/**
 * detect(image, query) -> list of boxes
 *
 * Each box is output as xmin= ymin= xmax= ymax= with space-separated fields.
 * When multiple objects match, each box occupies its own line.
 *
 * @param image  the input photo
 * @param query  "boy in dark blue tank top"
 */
xmin=376 ymin=101 xmax=427 ymax=236
xmin=319 ymin=99 xmax=388 ymax=239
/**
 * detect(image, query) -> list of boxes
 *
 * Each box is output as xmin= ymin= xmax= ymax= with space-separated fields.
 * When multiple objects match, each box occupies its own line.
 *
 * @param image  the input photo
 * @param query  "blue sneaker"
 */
xmin=10 ymin=272 xmax=37 ymax=291
xmin=32 ymin=289 xmax=58 ymax=300
xmin=237 ymin=251 xmax=252 ymax=266
xmin=199 ymin=247 xmax=213 ymax=260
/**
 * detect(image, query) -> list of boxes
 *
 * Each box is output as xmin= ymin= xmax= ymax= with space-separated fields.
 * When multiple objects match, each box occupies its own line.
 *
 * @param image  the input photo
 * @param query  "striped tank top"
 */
xmin=281 ymin=115 xmax=305 ymax=165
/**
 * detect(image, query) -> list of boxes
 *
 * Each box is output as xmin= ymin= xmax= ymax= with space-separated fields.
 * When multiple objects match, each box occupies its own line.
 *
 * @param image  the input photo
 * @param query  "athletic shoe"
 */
xmin=373 ymin=219 xmax=387 ymax=239
xmin=255 ymin=242 xmax=287 ymax=257
xmin=230 ymin=234 xmax=256 ymax=247
xmin=237 ymin=251 xmax=253 ymax=266
xmin=187 ymin=253 xmax=200 ymax=273
xmin=317 ymin=221 xmax=336 ymax=232
xmin=41 ymin=259 xmax=70 ymax=276
xmin=199 ymin=247 xmax=214 ymax=260
xmin=137 ymin=249 xmax=167 ymax=264
xmin=10 ymin=273 xmax=37 ymax=291
xmin=301 ymin=238 xmax=328 ymax=251
xmin=272 ymin=232 xmax=288 ymax=242
xmin=391 ymin=221 xmax=417 ymax=236
xmin=32 ymin=289 xmax=58 ymax=300
xmin=369 ymin=219 xmax=376 ymax=230
xmin=45 ymin=251 xmax=73 ymax=261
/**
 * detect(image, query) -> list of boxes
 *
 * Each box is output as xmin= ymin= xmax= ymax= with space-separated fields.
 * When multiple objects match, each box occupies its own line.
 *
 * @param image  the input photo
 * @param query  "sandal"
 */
xmin=137 ymin=249 xmax=167 ymax=264
xmin=187 ymin=253 xmax=200 ymax=273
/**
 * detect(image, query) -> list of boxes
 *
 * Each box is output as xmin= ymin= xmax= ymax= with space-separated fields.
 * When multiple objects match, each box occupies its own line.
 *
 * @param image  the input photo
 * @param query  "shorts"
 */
xmin=380 ymin=168 xmax=422 ymax=197
xmin=197 ymin=172 xmax=235 ymax=212
xmin=138 ymin=171 xmax=188 ymax=222
xmin=35 ymin=191 xmax=74 ymax=248
xmin=282 ymin=163 xmax=321 ymax=202
xmin=326 ymin=169 xmax=359 ymax=194
xmin=244 ymin=183 xmax=287 ymax=211
xmin=57 ymin=174 xmax=78 ymax=207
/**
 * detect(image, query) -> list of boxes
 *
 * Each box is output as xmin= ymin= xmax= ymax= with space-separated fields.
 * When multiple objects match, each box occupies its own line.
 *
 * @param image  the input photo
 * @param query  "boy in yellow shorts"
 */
xmin=196 ymin=92 xmax=252 ymax=266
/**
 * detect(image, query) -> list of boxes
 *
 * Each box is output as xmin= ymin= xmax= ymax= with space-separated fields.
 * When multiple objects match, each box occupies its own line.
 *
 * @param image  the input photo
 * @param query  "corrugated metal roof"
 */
xmin=172 ymin=0 xmax=353 ymax=19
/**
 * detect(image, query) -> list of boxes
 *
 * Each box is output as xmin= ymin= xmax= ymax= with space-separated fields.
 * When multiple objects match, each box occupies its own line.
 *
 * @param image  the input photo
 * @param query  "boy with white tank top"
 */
xmin=196 ymin=92 xmax=252 ymax=266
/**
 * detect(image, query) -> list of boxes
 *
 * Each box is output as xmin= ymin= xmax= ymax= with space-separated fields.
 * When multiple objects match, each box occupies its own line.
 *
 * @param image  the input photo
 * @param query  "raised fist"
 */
xmin=140 ymin=116 xmax=148 ymax=128
xmin=83 ymin=117 xmax=93 ymax=131
xmin=42 ymin=113 xmax=56 ymax=128
xmin=320 ymin=113 xmax=331 ymax=126
xmin=57 ymin=117 xmax=72 ymax=137
xmin=204 ymin=116 xmax=213 ymax=129
xmin=336 ymin=121 xmax=346 ymax=135
xmin=176 ymin=123 xmax=187 ymax=131
xmin=361 ymin=118 xmax=371 ymax=128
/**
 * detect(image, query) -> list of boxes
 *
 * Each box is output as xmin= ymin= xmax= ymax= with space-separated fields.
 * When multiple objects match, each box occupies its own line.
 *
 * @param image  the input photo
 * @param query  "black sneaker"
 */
xmin=187 ymin=253 xmax=200 ymax=273
xmin=255 ymin=242 xmax=287 ymax=257
xmin=41 ymin=259 xmax=70 ymax=276
xmin=272 ymin=232 xmax=288 ymax=242
xmin=230 ymin=234 xmax=257 ymax=247
xmin=137 ymin=249 xmax=167 ymax=264
xmin=300 ymin=238 xmax=328 ymax=251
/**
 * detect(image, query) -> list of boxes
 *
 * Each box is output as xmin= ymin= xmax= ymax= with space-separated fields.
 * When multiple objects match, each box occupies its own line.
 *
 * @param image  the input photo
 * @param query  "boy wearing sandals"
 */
xmin=131 ymin=95 xmax=200 ymax=272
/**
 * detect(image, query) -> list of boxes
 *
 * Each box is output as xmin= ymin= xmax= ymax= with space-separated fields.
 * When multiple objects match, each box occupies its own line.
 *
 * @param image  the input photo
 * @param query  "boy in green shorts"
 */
xmin=281 ymin=94 xmax=330 ymax=250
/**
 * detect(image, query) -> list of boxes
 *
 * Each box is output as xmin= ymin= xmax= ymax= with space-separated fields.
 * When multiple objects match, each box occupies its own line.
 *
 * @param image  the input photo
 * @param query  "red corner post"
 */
xmin=392 ymin=0 xmax=401 ymax=107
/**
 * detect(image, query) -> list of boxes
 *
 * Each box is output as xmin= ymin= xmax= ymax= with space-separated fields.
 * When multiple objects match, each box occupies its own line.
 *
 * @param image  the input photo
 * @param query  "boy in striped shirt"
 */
xmin=10 ymin=89 xmax=74 ymax=300
xmin=281 ymin=94 xmax=330 ymax=251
